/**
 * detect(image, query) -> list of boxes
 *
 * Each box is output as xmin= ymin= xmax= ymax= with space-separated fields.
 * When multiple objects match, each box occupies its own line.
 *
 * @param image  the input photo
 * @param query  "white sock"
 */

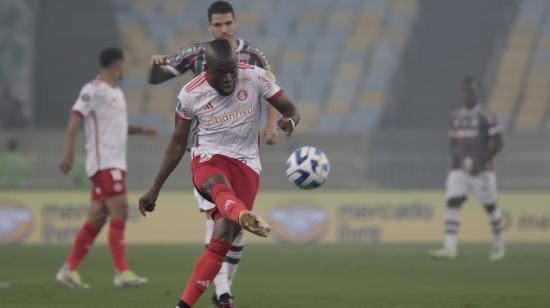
xmin=214 ymin=261 xmax=230 ymax=298
xmin=214 ymin=230 xmax=245 ymax=298
xmin=444 ymin=207 xmax=460 ymax=251
xmin=227 ymin=231 xmax=245 ymax=284
xmin=488 ymin=207 xmax=504 ymax=251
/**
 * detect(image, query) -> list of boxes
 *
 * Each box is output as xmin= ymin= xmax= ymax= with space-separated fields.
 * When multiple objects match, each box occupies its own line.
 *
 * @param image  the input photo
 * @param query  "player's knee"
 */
xmin=88 ymin=213 xmax=108 ymax=229
xmin=201 ymin=173 xmax=230 ymax=197
xmin=211 ymin=219 xmax=240 ymax=243
xmin=109 ymin=204 xmax=128 ymax=221
xmin=448 ymin=197 xmax=466 ymax=208
xmin=484 ymin=203 xmax=496 ymax=213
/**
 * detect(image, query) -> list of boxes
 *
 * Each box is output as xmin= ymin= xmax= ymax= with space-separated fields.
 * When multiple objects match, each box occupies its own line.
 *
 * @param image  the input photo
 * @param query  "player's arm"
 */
xmin=128 ymin=125 xmax=158 ymax=138
xmin=262 ymin=70 xmax=280 ymax=145
xmin=149 ymin=46 xmax=198 ymax=84
xmin=268 ymin=93 xmax=300 ymax=138
xmin=138 ymin=118 xmax=191 ymax=216
xmin=60 ymin=112 xmax=82 ymax=174
xmin=148 ymin=55 xmax=178 ymax=84
xmin=484 ymin=132 xmax=504 ymax=164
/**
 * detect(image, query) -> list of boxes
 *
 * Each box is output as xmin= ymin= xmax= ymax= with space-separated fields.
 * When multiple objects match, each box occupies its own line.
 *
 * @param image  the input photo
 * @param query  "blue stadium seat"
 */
xmin=315 ymin=113 xmax=344 ymax=133
xmin=345 ymin=104 xmax=382 ymax=133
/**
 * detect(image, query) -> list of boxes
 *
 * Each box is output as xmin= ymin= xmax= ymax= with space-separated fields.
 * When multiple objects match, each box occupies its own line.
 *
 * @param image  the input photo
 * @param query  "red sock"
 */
xmin=108 ymin=220 xmax=128 ymax=272
xmin=67 ymin=222 xmax=100 ymax=270
xmin=181 ymin=240 xmax=231 ymax=306
xmin=211 ymin=183 xmax=247 ymax=223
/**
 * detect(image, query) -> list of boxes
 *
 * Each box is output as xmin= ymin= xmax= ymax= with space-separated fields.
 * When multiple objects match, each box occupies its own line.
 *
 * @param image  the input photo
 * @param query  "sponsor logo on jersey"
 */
xmin=237 ymin=89 xmax=248 ymax=101
xmin=268 ymin=203 xmax=329 ymax=243
xmin=0 ymin=201 xmax=33 ymax=244
xmin=194 ymin=89 xmax=215 ymax=103
xmin=81 ymin=93 xmax=91 ymax=102
xmin=204 ymin=106 xmax=256 ymax=126
xmin=258 ymin=75 xmax=273 ymax=90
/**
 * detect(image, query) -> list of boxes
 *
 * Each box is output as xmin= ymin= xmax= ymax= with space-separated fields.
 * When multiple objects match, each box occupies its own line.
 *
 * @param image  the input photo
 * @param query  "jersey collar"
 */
xmin=234 ymin=38 xmax=244 ymax=53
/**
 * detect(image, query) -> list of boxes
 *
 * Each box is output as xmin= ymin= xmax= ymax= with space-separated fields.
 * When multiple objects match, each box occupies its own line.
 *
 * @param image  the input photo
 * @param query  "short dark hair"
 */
xmin=208 ymin=1 xmax=235 ymax=22
xmin=99 ymin=47 xmax=124 ymax=68
xmin=208 ymin=39 xmax=233 ymax=58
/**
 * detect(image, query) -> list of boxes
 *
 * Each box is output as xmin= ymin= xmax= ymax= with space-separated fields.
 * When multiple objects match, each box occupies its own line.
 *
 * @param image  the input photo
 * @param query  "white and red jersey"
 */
xmin=71 ymin=76 xmax=128 ymax=177
xmin=176 ymin=64 xmax=283 ymax=174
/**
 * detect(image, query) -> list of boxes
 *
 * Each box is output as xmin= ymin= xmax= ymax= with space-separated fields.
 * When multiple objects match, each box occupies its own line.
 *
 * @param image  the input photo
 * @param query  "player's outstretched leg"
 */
xmin=484 ymin=203 xmax=505 ymax=261
xmin=212 ymin=230 xmax=245 ymax=307
xmin=56 ymin=200 xmax=106 ymax=289
xmin=177 ymin=218 xmax=238 ymax=308
xmin=107 ymin=194 xmax=148 ymax=287
xmin=430 ymin=197 xmax=465 ymax=259
xmin=211 ymin=183 xmax=270 ymax=237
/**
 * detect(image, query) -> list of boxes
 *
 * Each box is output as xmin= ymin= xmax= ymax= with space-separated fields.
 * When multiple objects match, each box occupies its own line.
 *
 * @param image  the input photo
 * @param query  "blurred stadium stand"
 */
xmin=111 ymin=0 xmax=419 ymax=133
xmin=1 ymin=0 xmax=550 ymax=190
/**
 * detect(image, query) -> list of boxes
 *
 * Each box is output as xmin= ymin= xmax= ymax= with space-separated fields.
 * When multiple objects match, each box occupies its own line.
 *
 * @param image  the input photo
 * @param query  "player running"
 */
xmin=430 ymin=77 xmax=505 ymax=261
xmin=56 ymin=47 xmax=156 ymax=288
xmin=148 ymin=1 xmax=278 ymax=305
xmin=138 ymin=39 xmax=300 ymax=308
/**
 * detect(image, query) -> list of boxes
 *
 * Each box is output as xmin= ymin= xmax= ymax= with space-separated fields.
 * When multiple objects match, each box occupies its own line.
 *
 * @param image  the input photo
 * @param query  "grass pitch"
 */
xmin=1 ymin=244 xmax=549 ymax=307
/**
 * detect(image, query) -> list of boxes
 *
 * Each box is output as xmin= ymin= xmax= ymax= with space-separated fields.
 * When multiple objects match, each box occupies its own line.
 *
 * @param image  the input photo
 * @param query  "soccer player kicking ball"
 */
xmin=430 ymin=77 xmax=505 ymax=261
xmin=148 ymin=2 xmax=278 ymax=304
xmin=56 ymin=48 xmax=156 ymax=288
xmin=138 ymin=39 xmax=300 ymax=308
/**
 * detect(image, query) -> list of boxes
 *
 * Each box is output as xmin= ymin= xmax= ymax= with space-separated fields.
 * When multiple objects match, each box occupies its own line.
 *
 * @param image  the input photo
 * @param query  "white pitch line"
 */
xmin=0 ymin=278 xmax=52 ymax=288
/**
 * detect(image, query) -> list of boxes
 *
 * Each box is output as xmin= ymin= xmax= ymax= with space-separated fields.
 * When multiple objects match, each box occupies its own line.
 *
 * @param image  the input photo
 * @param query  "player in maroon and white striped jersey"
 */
xmin=430 ymin=77 xmax=505 ymax=261
xmin=147 ymin=1 xmax=280 ymax=306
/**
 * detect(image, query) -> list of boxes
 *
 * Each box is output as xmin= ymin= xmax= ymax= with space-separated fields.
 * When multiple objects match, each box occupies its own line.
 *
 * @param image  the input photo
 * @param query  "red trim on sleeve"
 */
xmin=267 ymin=89 xmax=284 ymax=102
xmin=72 ymin=110 xmax=84 ymax=118
xmin=91 ymin=111 xmax=100 ymax=168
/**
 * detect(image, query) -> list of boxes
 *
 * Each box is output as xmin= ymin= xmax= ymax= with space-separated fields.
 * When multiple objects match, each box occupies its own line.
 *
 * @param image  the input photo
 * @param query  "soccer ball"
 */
xmin=286 ymin=146 xmax=330 ymax=189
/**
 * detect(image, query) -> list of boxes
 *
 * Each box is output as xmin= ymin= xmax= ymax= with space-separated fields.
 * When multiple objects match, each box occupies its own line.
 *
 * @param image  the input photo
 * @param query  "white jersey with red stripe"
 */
xmin=176 ymin=64 xmax=283 ymax=174
xmin=71 ymin=76 xmax=128 ymax=177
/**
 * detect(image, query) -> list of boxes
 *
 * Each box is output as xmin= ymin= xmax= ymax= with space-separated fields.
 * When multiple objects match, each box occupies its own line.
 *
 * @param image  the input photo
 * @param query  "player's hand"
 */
xmin=59 ymin=154 xmax=74 ymax=175
xmin=143 ymin=127 xmax=159 ymax=139
xmin=150 ymin=54 xmax=168 ymax=66
xmin=262 ymin=124 xmax=278 ymax=145
xmin=277 ymin=117 xmax=295 ymax=138
xmin=139 ymin=190 xmax=159 ymax=217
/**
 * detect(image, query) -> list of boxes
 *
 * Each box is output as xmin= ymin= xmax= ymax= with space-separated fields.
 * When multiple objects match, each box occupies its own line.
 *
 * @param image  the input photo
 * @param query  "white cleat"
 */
xmin=239 ymin=211 xmax=271 ymax=238
xmin=113 ymin=270 xmax=148 ymax=287
xmin=489 ymin=249 xmax=505 ymax=261
xmin=55 ymin=263 xmax=90 ymax=289
xmin=430 ymin=248 xmax=457 ymax=260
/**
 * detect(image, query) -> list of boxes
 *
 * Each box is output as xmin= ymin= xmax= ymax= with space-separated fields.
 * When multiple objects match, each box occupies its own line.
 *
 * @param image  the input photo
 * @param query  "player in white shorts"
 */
xmin=431 ymin=77 xmax=505 ymax=261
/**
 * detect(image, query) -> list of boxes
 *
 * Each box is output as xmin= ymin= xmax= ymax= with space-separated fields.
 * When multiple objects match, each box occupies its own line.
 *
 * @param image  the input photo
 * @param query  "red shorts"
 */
xmin=90 ymin=169 xmax=127 ymax=202
xmin=191 ymin=154 xmax=259 ymax=217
